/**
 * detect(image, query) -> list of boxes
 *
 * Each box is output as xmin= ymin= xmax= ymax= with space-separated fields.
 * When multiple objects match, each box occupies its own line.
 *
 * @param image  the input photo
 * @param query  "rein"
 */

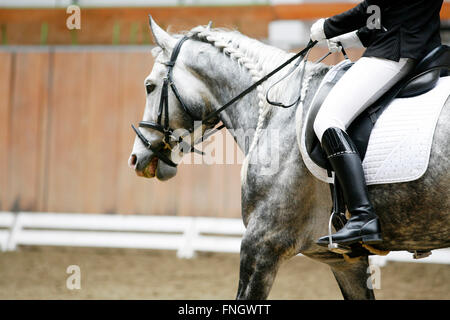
xmin=132 ymin=36 xmax=318 ymax=167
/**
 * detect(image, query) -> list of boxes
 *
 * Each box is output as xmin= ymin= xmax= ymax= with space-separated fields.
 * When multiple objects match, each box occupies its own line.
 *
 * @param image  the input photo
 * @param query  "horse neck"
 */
xmin=182 ymin=40 xmax=261 ymax=151
xmin=212 ymin=56 xmax=327 ymax=155
xmin=206 ymin=59 xmax=262 ymax=143
xmin=183 ymin=32 xmax=328 ymax=153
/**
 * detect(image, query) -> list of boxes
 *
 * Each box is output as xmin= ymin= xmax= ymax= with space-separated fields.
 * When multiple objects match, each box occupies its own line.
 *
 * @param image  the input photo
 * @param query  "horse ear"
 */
xmin=148 ymin=15 xmax=176 ymax=51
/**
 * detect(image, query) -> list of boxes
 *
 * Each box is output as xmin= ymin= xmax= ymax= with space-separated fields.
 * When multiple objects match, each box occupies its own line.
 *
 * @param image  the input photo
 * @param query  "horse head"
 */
xmin=128 ymin=17 xmax=219 ymax=181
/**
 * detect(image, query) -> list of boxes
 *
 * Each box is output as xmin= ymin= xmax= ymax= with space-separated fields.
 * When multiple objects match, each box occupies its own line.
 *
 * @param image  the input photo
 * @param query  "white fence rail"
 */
xmin=0 ymin=211 xmax=449 ymax=265
xmin=0 ymin=212 xmax=245 ymax=258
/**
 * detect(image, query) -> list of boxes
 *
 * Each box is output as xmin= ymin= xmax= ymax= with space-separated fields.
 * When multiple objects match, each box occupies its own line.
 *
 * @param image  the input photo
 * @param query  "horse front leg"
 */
xmin=236 ymin=233 xmax=281 ymax=299
xmin=236 ymin=217 xmax=297 ymax=300
xmin=328 ymin=256 xmax=375 ymax=300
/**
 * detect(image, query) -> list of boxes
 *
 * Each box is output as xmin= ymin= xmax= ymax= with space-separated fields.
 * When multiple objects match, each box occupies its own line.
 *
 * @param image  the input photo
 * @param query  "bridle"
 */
xmin=132 ymin=35 xmax=317 ymax=167
xmin=131 ymin=36 xmax=210 ymax=167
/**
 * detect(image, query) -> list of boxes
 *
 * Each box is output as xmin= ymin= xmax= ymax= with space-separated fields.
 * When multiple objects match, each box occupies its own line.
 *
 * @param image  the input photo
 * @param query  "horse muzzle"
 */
xmin=128 ymin=152 xmax=178 ymax=181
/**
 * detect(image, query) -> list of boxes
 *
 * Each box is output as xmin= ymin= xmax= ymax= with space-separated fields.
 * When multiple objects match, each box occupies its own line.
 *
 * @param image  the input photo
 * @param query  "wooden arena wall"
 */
xmin=1 ymin=4 xmax=449 ymax=45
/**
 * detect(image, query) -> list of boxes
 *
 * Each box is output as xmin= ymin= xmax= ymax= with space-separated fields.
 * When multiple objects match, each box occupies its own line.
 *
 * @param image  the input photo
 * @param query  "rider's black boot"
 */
xmin=316 ymin=127 xmax=382 ymax=247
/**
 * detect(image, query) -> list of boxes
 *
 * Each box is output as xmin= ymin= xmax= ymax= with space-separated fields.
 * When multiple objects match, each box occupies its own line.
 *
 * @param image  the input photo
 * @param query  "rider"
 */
xmin=309 ymin=0 xmax=443 ymax=247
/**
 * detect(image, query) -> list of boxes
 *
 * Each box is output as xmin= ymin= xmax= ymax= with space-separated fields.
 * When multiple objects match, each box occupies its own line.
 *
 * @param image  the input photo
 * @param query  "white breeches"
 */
xmin=313 ymin=56 xmax=415 ymax=141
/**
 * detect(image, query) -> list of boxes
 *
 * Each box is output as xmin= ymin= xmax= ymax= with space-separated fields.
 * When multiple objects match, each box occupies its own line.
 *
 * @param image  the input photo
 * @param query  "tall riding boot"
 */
xmin=316 ymin=127 xmax=382 ymax=247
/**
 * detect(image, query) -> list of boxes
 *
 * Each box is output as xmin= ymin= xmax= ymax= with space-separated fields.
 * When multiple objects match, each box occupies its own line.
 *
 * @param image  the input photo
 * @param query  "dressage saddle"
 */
xmin=305 ymin=45 xmax=450 ymax=170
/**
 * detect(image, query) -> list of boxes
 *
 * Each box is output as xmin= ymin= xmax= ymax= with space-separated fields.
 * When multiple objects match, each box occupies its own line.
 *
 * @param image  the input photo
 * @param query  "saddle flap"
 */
xmin=303 ymin=45 xmax=450 ymax=171
xmin=304 ymin=60 xmax=353 ymax=169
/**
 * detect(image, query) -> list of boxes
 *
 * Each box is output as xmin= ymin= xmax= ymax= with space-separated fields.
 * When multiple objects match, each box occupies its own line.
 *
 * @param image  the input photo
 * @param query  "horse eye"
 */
xmin=146 ymin=83 xmax=156 ymax=94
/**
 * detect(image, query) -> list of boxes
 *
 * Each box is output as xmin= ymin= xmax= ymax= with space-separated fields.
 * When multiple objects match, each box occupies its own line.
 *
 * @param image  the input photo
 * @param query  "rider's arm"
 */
xmin=324 ymin=0 xmax=389 ymax=39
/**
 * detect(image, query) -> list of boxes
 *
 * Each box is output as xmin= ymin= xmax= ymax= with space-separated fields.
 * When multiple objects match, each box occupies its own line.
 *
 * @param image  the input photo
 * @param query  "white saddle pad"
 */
xmin=299 ymin=76 xmax=450 ymax=185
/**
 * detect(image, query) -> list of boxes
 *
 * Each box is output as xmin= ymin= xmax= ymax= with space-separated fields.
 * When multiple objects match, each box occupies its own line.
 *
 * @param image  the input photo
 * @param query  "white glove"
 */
xmin=327 ymin=31 xmax=363 ymax=53
xmin=310 ymin=18 xmax=326 ymax=42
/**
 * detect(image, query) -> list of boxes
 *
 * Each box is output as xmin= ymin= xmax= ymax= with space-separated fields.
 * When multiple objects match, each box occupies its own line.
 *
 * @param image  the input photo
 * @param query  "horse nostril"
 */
xmin=128 ymin=154 xmax=138 ymax=169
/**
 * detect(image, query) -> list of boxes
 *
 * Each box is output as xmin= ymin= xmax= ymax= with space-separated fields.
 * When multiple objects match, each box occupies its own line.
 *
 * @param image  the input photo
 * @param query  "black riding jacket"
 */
xmin=324 ymin=0 xmax=443 ymax=62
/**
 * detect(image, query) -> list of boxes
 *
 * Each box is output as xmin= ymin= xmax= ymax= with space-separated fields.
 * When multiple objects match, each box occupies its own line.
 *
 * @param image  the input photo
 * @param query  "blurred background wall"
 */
xmin=1 ymin=1 xmax=449 ymax=217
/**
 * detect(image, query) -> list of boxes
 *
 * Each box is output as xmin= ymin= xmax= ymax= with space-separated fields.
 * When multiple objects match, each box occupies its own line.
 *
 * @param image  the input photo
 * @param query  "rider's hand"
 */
xmin=327 ymin=31 xmax=363 ymax=52
xmin=310 ymin=18 xmax=326 ymax=42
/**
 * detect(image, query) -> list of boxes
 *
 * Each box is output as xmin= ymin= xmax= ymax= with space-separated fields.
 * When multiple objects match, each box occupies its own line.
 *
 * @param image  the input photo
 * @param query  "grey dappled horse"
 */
xmin=129 ymin=19 xmax=450 ymax=299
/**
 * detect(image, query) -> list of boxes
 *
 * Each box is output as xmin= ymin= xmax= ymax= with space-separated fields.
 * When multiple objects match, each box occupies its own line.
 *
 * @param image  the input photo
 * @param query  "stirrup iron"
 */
xmin=327 ymin=212 xmax=351 ymax=254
